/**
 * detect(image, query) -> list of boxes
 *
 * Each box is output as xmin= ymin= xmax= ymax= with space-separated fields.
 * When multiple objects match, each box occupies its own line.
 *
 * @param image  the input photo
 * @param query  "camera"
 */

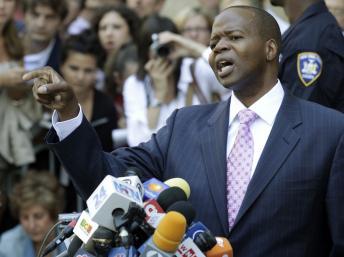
xmin=151 ymin=33 xmax=171 ymax=57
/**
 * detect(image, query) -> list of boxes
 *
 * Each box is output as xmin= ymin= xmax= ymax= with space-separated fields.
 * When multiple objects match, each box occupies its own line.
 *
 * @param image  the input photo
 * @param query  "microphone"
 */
xmin=118 ymin=167 xmax=144 ymax=199
xmin=143 ymin=198 xmax=165 ymax=228
xmin=92 ymin=227 xmax=115 ymax=257
xmin=166 ymin=201 xmax=196 ymax=226
xmin=184 ymin=222 xmax=210 ymax=241
xmin=86 ymin=175 xmax=143 ymax=231
xmin=193 ymin=231 xmax=217 ymax=252
xmin=144 ymin=187 xmax=189 ymax=229
xmin=156 ymin=187 xmax=187 ymax=211
xmin=140 ymin=211 xmax=187 ymax=257
xmin=42 ymin=219 xmax=77 ymax=257
xmin=164 ymin=178 xmax=191 ymax=199
xmin=67 ymin=236 xmax=83 ymax=257
xmin=143 ymin=178 xmax=169 ymax=200
xmin=205 ymin=237 xmax=233 ymax=257
xmin=175 ymin=237 xmax=206 ymax=257
xmin=73 ymin=210 xmax=99 ymax=244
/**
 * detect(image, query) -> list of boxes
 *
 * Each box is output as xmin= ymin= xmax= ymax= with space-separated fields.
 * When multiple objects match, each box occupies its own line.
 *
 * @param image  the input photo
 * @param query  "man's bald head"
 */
xmin=220 ymin=5 xmax=282 ymax=55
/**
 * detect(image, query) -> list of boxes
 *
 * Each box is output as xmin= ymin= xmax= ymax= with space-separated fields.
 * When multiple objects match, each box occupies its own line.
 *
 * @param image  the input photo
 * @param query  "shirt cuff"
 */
xmin=52 ymin=104 xmax=83 ymax=141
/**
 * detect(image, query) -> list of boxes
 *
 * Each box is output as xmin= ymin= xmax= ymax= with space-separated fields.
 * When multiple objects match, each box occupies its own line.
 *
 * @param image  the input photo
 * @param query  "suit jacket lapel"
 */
xmin=200 ymin=99 xmax=230 ymax=235
xmin=231 ymin=92 xmax=302 ymax=231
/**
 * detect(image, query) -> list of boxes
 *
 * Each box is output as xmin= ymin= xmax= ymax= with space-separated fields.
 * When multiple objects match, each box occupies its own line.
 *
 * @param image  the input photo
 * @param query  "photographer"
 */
xmin=123 ymin=14 xmax=229 ymax=146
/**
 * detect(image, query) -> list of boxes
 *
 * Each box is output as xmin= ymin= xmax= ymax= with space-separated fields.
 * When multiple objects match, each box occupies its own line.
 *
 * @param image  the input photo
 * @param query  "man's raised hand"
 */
xmin=23 ymin=66 xmax=79 ymax=121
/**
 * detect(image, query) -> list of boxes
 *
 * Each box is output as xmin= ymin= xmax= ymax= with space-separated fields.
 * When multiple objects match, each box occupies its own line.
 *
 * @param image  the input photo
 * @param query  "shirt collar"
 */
xmin=229 ymin=80 xmax=284 ymax=126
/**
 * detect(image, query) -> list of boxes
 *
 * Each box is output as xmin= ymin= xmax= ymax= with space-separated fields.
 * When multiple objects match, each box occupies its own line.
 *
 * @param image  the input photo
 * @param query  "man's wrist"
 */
xmin=57 ymin=102 xmax=79 ymax=121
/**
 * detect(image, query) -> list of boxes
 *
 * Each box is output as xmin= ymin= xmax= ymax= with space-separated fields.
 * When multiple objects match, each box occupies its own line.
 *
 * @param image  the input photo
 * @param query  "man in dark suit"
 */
xmin=24 ymin=6 xmax=344 ymax=257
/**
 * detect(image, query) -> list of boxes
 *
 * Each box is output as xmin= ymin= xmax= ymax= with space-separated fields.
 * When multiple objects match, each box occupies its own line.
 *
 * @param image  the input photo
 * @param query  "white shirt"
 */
xmin=123 ymin=56 xmax=230 ymax=146
xmin=227 ymin=80 xmax=284 ymax=178
xmin=24 ymin=39 xmax=55 ymax=71
xmin=67 ymin=16 xmax=91 ymax=35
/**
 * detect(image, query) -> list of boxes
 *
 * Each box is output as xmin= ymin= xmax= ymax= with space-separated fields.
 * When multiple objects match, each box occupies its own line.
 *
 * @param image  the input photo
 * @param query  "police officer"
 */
xmin=270 ymin=0 xmax=344 ymax=112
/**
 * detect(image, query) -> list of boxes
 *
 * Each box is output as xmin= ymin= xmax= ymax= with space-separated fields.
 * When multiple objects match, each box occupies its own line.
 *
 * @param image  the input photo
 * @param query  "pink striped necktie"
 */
xmin=227 ymin=109 xmax=258 ymax=229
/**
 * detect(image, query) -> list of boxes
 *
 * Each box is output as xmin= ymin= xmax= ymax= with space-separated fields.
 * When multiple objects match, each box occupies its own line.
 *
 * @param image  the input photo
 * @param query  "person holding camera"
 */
xmin=123 ymin=14 xmax=229 ymax=146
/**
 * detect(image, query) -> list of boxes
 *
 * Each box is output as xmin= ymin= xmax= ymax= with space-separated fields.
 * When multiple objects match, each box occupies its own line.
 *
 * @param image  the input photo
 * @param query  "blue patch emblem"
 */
xmin=297 ymin=52 xmax=322 ymax=87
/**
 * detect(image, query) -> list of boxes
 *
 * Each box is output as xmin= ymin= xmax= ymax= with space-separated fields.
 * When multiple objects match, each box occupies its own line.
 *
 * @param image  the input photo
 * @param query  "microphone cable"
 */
xmin=37 ymin=220 xmax=64 ymax=257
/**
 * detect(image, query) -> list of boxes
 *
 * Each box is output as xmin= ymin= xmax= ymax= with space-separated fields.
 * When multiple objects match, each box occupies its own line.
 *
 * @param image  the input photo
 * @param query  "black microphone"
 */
xmin=166 ymin=201 xmax=196 ymax=226
xmin=67 ymin=236 xmax=83 ymax=257
xmin=42 ymin=219 xmax=77 ymax=257
xmin=194 ymin=231 xmax=217 ymax=252
xmin=92 ymin=226 xmax=115 ymax=257
xmin=157 ymin=187 xmax=187 ymax=211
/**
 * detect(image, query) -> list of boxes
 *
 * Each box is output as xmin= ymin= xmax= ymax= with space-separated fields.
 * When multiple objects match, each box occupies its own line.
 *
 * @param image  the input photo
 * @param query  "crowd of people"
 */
xmin=0 ymin=0 xmax=343 ymax=256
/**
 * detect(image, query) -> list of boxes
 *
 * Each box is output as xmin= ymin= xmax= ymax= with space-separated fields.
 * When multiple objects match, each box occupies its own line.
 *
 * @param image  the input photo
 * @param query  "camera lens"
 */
xmin=156 ymin=44 xmax=171 ymax=57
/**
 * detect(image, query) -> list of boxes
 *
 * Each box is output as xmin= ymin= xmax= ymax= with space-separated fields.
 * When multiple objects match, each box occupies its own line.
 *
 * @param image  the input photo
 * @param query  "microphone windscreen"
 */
xmin=157 ymin=187 xmax=187 ymax=211
xmin=164 ymin=178 xmax=191 ymax=199
xmin=166 ymin=201 xmax=196 ymax=226
xmin=153 ymin=211 xmax=187 ymax=252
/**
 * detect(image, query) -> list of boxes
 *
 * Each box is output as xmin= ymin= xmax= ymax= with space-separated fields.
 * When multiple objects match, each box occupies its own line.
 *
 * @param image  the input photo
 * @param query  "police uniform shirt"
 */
xmin=279 ymin=1 xmax=344 ymax=112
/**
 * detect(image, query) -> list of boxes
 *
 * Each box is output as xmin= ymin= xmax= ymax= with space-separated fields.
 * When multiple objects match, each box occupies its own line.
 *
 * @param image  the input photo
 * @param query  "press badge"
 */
xmin=297 ymin=52 xmax=322 ymax=87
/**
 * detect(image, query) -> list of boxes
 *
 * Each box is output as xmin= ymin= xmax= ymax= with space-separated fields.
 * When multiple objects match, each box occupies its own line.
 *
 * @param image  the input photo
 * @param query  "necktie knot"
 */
xmin=237 ymin=109 xmax=258 ymax=126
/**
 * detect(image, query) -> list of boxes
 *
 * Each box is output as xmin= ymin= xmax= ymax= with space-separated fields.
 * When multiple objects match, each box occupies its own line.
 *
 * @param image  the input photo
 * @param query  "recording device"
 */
xmin=118 ymin=167 xmax=144 ymax=198
xmin=151 ymin=33 xmax=171 ymax=58
xmin=143 ymin=178 xmax=169 ymax=200
xmin=86 ymin=175 xmax=143 ymax=231
xmin=143 ymin=198 xmax=165 ymax=228
xmin=140 ymin=211 xmax=187 ymax=257
xmin=73 ymin=210 xmax=99 ymax=244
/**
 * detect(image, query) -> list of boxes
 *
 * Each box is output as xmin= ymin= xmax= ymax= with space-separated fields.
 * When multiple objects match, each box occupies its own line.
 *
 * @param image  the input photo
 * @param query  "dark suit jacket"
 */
xmin=279 ymin=1 xmax=344 ymax=112
xmin=47 ymin=91 xmax=344 ymax=257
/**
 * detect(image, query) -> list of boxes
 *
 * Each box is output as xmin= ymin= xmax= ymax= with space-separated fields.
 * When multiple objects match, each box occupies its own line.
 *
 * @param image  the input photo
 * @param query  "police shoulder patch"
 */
xmin=297 ymin=52 xmax=322 ymax=87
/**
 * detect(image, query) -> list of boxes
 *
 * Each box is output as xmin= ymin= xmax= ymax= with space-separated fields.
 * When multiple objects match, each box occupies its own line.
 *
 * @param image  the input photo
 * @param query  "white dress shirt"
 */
xmin=227 ymin=80 xmax=284 ymax=178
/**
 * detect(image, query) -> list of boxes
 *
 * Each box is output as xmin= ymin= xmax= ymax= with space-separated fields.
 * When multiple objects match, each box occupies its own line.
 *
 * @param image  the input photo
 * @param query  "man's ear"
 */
xmin=265 ymin=39 xmax=278 ymax=61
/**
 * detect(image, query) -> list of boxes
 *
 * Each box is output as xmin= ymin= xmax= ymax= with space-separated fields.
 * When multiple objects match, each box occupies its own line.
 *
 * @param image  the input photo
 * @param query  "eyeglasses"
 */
xmin=182 ymin=27 xmax=210 ymax=34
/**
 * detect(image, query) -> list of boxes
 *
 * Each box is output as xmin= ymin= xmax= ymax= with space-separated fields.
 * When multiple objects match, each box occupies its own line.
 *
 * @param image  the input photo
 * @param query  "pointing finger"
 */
xmin=35 ymin=82 xmax=69 ymax=95
xmin=22 ymin=69 xmax=50 ymax=81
